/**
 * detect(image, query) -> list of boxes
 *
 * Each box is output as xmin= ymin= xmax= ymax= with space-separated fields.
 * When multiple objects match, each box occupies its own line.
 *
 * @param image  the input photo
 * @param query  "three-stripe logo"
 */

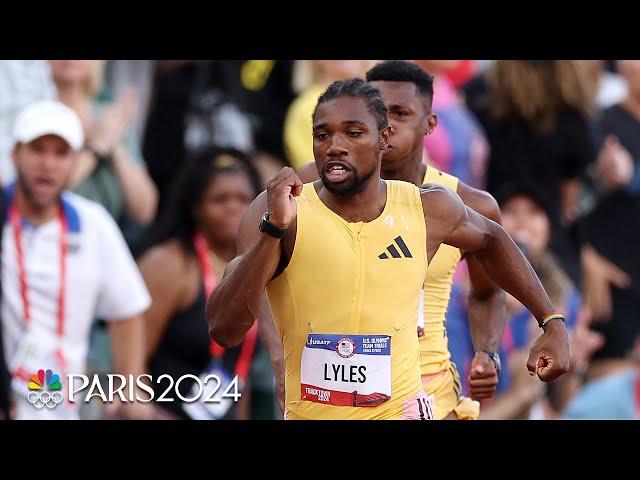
xmin=378 ymin=236 xmax=413 ymax=259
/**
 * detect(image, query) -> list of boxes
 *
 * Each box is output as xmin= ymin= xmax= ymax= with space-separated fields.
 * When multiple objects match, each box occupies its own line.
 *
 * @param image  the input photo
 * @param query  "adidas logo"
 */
xmin=378 ymin=236 xmax=413 ymax=259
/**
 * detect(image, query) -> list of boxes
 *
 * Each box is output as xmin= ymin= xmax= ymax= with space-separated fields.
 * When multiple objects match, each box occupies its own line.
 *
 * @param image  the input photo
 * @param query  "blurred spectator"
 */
xmin=142 ymin=61 xmax=199 ymax=214
xmin=448 ymin=183 xmax=602 ymax=419
xmin=3 ymin=101 xmax=151 ymax=419
xmin=221 ymin=60 xmax=296 ymax=159
xmin=563 ymin=340 xmax=640 ymax=419
xmin=0 ymin=326 xmax=9 ymax=419
xmin=0 ymin=187 xmax=8 ymax=419
xmin=143 ymin=61 xmax=293 ymax=213
xmin=462 ymin=60 xmax=596 ymax=284
xmin=0 ymin=61 xmax=56 ymax=184
xmin=138 ymin=146 xmax=269 ymax=420
xmin=580 ymin=60 xmax=640 ymax=380
xmin=104 ymin=61 xmax=156 ymax=147
xmin=443 ymin=60 xmax=478 ymax=90
xmin=575 ymin=60 xmax=628 ymax=112
xmin=284 ymin=61 xmax=371 ymax=169
xmin=412 ymin=60 xmax=489 ymax=188
xmin=49 ymin=60 xmax=158 ymax=232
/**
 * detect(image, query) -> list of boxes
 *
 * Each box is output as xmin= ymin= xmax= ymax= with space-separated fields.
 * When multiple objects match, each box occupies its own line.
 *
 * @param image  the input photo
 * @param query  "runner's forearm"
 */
xmin=207 ymin=234 xmax=282 ymax=347
xmin=469 ymin=213 xmax=555 ymax=323
xmin=468 ymin=288 xmax=506 ymax=353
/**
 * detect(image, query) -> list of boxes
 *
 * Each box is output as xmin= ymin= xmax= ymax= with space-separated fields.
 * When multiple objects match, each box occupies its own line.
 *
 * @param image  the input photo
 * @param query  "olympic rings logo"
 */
xmin=27 ymin=390 xmax=64 ymax=409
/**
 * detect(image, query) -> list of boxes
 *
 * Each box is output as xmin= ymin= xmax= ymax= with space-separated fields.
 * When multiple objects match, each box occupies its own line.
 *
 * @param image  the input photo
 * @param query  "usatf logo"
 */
xmin=378 ymin=236 xmax=413 ymax=259
xmin=27 ymin=369 xmax=63 ymax=410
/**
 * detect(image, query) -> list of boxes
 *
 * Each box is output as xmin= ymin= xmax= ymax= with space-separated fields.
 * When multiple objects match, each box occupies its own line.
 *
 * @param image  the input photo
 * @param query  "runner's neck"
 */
xmin=318 ymin=177 xmax=387 ymax=223
xmin=380 ymin=154 xmax=426 ymax=187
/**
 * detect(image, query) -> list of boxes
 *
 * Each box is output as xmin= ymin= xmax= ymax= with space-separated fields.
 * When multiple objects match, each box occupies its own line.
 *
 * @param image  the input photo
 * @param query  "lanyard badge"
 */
xmin=9 ymin=202 xmax=71 ymax=406
xmin=185 ymin=234 xmax=259 ymax=420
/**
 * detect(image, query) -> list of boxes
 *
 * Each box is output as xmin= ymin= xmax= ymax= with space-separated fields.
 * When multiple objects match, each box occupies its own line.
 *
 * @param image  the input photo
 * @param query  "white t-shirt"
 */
xmin=1 ymin=190 xmax=151 ymax=418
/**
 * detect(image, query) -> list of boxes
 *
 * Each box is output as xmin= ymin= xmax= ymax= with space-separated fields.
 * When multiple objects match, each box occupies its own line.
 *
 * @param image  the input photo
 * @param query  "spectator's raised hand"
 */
xmin=90 ymin=87 xmax=138 ymax=155
xmin=581 ymin=245 xmax=631 ymax=322
xmin=596 ymin=135 xmax=635 ymax=190
xmin=570 ymin=306 xmax=604 ymax=371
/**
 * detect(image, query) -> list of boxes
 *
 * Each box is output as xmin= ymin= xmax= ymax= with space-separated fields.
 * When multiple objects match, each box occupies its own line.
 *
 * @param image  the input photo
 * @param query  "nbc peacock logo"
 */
xmin=27 ymin=369 xmax=64 ymax=410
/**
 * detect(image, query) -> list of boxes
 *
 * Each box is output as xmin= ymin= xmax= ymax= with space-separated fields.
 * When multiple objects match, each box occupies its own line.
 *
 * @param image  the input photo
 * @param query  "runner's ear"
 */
xmin=426 ymin=114 xmax=438 ymax=136
xmin=380 ymin=126 xmax=391 ymax=150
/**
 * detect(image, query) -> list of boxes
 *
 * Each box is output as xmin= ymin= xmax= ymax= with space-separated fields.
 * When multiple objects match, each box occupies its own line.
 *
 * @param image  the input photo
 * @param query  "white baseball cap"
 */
xmin=13 ymin=100 xmax=84 ymax=150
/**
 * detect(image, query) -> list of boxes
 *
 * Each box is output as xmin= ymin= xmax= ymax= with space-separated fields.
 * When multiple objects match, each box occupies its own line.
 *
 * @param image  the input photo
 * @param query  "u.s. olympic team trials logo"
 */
xmin=336 ymin=338 xmax=356 ymax=358
xmin=27 ymin=369 xmax=63 ymax=409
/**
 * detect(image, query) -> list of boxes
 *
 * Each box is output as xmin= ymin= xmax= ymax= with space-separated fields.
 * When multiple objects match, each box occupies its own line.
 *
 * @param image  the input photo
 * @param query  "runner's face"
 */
xmin=370 ymin=81 xmax=431 ymax=171
xmin=196 ymin=171 xmax=255 ymax=247
xmin=13 ymin=135 xmax=75 ymax=209
xmin=313 ymin=96 xmax=389 ymax=195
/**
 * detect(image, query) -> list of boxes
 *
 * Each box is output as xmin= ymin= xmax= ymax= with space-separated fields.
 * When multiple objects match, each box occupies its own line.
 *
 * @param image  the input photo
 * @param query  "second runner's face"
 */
xmin=369 ymin=81 xmax=432 ymax=171
xmin=313 ymin=96 xmax=389 ymax=195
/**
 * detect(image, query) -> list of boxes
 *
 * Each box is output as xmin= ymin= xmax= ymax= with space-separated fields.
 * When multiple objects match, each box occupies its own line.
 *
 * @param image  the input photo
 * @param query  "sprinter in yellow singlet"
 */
xmin=207 ymin=78 xmax=570 ymax=420
xmin=295 ymin=61 xmax=505 ymax=419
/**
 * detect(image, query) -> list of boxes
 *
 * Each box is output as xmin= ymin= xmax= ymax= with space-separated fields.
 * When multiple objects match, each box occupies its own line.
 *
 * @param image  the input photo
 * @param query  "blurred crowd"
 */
xmin=1 ymin=60 xmax=639 ymax=420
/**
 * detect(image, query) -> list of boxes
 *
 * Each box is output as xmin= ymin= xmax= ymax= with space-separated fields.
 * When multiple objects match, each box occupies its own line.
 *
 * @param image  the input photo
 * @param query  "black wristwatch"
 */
xmin=480 ymin=350 xmax=501 ymax=374
xmin=259 ymin=212 xmax=287 ymax=239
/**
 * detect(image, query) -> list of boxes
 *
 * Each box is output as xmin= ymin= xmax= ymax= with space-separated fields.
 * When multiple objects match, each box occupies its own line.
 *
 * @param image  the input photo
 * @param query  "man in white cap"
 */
xmin=2 ymin=100 xmax=152 ymax=419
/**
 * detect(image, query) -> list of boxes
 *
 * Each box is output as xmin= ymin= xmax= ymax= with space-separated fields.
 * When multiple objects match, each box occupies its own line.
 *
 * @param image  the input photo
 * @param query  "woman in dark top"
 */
xmin=138 ymin=146 xmax=262 ymax=419
xmin=462 ymin=60 xmax=596 ymax=283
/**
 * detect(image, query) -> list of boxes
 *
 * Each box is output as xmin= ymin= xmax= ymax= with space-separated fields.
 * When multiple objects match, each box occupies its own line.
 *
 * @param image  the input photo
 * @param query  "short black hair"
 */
xmin=366 ymin=60 xmax=434 ymax=104
xmin=314 ymin=78 xmax=388 ymax=131
xmin=494 ymin=181 xmax=556 ymax=226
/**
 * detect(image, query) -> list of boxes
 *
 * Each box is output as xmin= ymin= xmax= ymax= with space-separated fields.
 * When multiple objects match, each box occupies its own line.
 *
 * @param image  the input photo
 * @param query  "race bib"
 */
xmin=300 ymin=334 xmax=391 ymax=407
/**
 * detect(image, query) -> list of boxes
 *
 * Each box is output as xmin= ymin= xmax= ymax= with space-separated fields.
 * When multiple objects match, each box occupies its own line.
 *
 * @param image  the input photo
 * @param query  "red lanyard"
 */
xmin=10 ymin=203 xmax=68 ymax=336
xmin=192 ymin=233 xmax=258 ymax=381
xmin=10 ymin=202 xmax=69 ymax=385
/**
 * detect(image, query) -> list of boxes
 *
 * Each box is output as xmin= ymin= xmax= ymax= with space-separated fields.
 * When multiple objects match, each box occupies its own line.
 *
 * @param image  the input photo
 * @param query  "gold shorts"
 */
xmin=422 ymin=363 xmax=479 ymax=420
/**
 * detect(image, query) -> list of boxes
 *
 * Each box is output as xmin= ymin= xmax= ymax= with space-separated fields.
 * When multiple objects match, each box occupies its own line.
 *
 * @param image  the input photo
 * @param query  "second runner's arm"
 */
xmin=458 ymin=184 xmax=506 ymax=399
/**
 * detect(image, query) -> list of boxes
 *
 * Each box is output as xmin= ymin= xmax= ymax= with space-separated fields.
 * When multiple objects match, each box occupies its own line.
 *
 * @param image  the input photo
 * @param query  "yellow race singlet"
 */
xmin=266 ymin=180 xmax=430 ymax=420
xmin=420 ymin=167 xmax=461 ymax=375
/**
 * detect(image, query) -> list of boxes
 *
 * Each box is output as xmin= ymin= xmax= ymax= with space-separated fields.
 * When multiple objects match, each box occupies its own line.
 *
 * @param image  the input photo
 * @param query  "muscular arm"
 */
xmin=423 ymin=185 xmax=570 ymax=380
xmin=457 ymin=183 xmax=505 ymax=354
xmin=207 ymin=193 xmax=281 ymax=347
xmin=425 ymin=185 xmax=553 ymax=322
